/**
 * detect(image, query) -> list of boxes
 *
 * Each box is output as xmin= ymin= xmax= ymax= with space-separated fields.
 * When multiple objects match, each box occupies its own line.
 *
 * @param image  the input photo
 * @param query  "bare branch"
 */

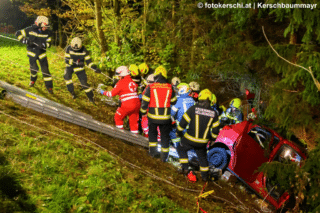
xmin=262 ymin=26 xmax=320 ymax=92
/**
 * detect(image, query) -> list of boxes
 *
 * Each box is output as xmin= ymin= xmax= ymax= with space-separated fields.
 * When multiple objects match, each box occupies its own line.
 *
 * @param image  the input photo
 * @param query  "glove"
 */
xmin=21 ymin=37 xmax=29 ymax=45
xmin=96 ymin=84 xmax=104 ymax=93
xmin=99 ymin=90 xmax=105 ymax=95
xmin=95 ymin=68 xmax=101 ymax=73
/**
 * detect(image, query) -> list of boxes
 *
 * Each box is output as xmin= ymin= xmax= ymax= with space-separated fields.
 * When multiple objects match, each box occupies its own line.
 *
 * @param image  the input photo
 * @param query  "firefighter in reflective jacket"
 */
xmin=129 ymin=64 xmax=144 ymax=96
xmin=170 ymin=83 xmax=195 ymax=148
xmin=177 ymin=89 xmax=220 ymax=182
xmin=15 ymin=16 xmax=53 ymax=94
xmin=220 ymin=98 xmax=243 ymax=125
xmin=98 ymin=66 xmax=141 ymax=134
xmin=140 ymin=65 xmax=177 ymax=162
xmin=64 ymin=37 xmax=100 ymax=103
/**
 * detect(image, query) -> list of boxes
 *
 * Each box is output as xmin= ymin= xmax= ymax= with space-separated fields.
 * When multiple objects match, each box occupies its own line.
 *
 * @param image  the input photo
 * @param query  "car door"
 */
xmin=233 ymin=128 xmax=270 ymax=182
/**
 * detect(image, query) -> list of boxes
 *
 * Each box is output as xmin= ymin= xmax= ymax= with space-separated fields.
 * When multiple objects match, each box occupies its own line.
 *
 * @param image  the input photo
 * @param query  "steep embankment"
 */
xmin=0 ymin=36 xmax=264 ymax=212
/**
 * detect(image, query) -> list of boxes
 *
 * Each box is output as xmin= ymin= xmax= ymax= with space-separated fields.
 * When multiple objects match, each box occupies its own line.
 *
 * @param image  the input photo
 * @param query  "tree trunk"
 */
xmin=58 ymin=18 xmax=63 ymax=47
xmin=143 ymin=0 xmax=148 ymax=58
xmin=190 ymin=28 xmax=196 ymax=71
xmin=114 ymin=0 xmax=120 ymax=46
xmin=94 ymin=0 xmax=107 ymax=54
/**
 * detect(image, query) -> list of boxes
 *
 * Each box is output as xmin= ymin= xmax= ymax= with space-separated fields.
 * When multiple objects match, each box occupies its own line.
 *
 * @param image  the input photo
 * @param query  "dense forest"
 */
xmin=1 ymin=0 xmax=320 ymax=211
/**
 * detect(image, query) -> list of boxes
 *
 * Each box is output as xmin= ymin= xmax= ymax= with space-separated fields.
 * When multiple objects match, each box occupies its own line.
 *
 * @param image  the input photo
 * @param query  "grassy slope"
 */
xmin=0 ymin=36 xmax=260 ymax=213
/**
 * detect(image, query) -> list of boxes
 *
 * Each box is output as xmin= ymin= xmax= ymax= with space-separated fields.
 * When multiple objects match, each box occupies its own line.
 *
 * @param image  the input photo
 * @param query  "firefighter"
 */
xmin=98 ymin=66 xmax=141 ymax=134
xmin=64 ymin=37 xmax=101 ymax=103
xmin=129 ymin=64 xmax=144 ymax=97
xmin=170 ymin=83 xmax=195 ymax=148
xmin=177 ymin=89 xmax=220 ymax=182
xmin=140 ymin=65 xmax=177 ymax=162
xmin=171 ymin=77 xmax=181 ymax=95
xmin=139 ymin=62 xmax=150 ymax=89
xmin=141 ymin=74 xmax=155 ymax=138
xmin=245 ymin=89 xmax=255 ymax=109
xmin=220 ymin=98 xmax=244 ymax=125
xmin=15 ymin=16 xmax=53 ymax=94
xmin=189 ymin=81 xmax=200 ymax=102
xmin=129 ymin=64 xmax=141 ymax=85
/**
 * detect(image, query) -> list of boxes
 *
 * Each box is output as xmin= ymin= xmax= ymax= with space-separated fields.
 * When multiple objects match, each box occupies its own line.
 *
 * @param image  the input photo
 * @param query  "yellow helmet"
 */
xmin=198 ymin=89 xmax=212 ymax=101
xmin=211 ymin=93 xmax=217 ymax=105
xmin=139 ymin=63 xmax=149 ymax=75
xmin=129 ymin=64 xmax=139 ymax=76
xmin=35 ymin=16 xmax=49 ymax=27
xmin=230 ymin=98 xmax=242 ymax=109
xmin=71 ymin=37 xmax=82 ymax=50
xmin=154 ymin=65 xmax=167 ymax=79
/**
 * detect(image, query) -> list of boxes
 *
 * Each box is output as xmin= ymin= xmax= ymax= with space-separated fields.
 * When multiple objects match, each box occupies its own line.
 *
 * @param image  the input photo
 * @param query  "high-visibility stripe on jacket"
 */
xmin=16 ymin=25 xmax=52 ymax=50
xmin=177 ymin=104 xmax=220 ymax=143
xmin=64 ymin=46 xmax=97 ymax=69
xmin=140 ymin=77 xmax=177 ymax=124
xmin=103 ymin=75 xmax=139 ymax=103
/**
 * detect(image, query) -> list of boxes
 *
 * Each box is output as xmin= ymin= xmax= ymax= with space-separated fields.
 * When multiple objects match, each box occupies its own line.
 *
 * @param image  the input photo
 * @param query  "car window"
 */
xmin=267 ymin=145 xmax=303 ymax=200
xmin=273 ymin=145 xmax=302 ymax=165
xmin=248 ymin=127 xmax=271 ymax=149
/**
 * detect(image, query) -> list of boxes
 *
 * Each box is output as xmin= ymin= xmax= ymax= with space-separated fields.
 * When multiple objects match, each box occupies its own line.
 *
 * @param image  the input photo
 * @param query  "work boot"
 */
xmin=29 ymin=81 xmax=35 ymax=87
xmin=71 ymin=92 xmax=77 ymax=99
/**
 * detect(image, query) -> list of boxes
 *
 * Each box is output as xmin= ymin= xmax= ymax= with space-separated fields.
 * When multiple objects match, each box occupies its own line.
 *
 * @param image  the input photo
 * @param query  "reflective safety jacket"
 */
xmin=64 ymin=46 xmax=97 ymax=72
xmin=140 ymin=76 xmax=177 ymax=124
xmin=177 ymin=104 xmax=220 ymax=143
xmin=16 ymin=25 xmax=52 ymax=55
xmin=171 ymin=93 xmax=195 ymax=124
xmin=220 ymin=107 xmax=243 ymax=125
xmin=103 ymin=75 xmax=140 ymax=103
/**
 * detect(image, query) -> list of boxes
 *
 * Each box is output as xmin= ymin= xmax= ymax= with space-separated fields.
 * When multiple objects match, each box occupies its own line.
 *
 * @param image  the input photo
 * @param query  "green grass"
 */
xmin=0 ymin=113 xmax=188 ymax=213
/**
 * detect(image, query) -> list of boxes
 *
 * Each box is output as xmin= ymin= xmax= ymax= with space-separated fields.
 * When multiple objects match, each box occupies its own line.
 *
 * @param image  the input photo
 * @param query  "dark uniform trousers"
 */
xmin=177 ymin=139 xmax=209 ymax=179
xmin=16 ymin=25 xmax=53 ymax=90
xmin=140 ymin=77 xmax=177 ymax=162
xmin=148 ymin=120 xmax=171 ymax=162
xmin=176 ymin=104 xmax=220 ymax=180
xmin=64 ymin=67 xmax=94 ymax=101
xmin=28 ymin=48 xmax=53 ymax=90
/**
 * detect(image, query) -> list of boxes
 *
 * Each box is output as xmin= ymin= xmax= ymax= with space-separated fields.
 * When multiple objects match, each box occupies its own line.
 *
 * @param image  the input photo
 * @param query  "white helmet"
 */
xmin=171 ymin=77 xmax=181 ymax=86
xmin=189 ymin=81 xmax=200 ymax=92
xmin=115 ymin=66 xmax=130 ymax=77
xmin=35 ymin=16 xmax=49 ymax=27
xmin=71 ymin=37 xmax=82 ymax=50
xmin=146 ymin=74 xmax=154 ymax=84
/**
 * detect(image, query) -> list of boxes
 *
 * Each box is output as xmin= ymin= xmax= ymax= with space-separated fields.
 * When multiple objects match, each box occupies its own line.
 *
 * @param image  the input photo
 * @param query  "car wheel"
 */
xmin=207 ymin=147 xmax=230 ymax=171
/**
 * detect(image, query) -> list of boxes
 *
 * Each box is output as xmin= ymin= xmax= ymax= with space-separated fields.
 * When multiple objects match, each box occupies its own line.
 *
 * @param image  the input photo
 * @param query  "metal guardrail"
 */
xmin=1 ymin=81 xmax=149 ymax=148
xmin=0 ymin=80 xmax=92 ymax=119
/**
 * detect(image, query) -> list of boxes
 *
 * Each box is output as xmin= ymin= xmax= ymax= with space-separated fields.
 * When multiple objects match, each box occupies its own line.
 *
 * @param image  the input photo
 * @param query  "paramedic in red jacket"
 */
xmin=98 ymin=66 xmax=141 ymax=133
xmin=140 ymin=66 xmax=177 ymax=162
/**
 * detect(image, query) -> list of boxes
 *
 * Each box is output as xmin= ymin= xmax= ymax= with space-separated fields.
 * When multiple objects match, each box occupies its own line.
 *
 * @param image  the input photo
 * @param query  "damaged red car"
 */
xmin=207 ymin=121 xmax=307 ymax=210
